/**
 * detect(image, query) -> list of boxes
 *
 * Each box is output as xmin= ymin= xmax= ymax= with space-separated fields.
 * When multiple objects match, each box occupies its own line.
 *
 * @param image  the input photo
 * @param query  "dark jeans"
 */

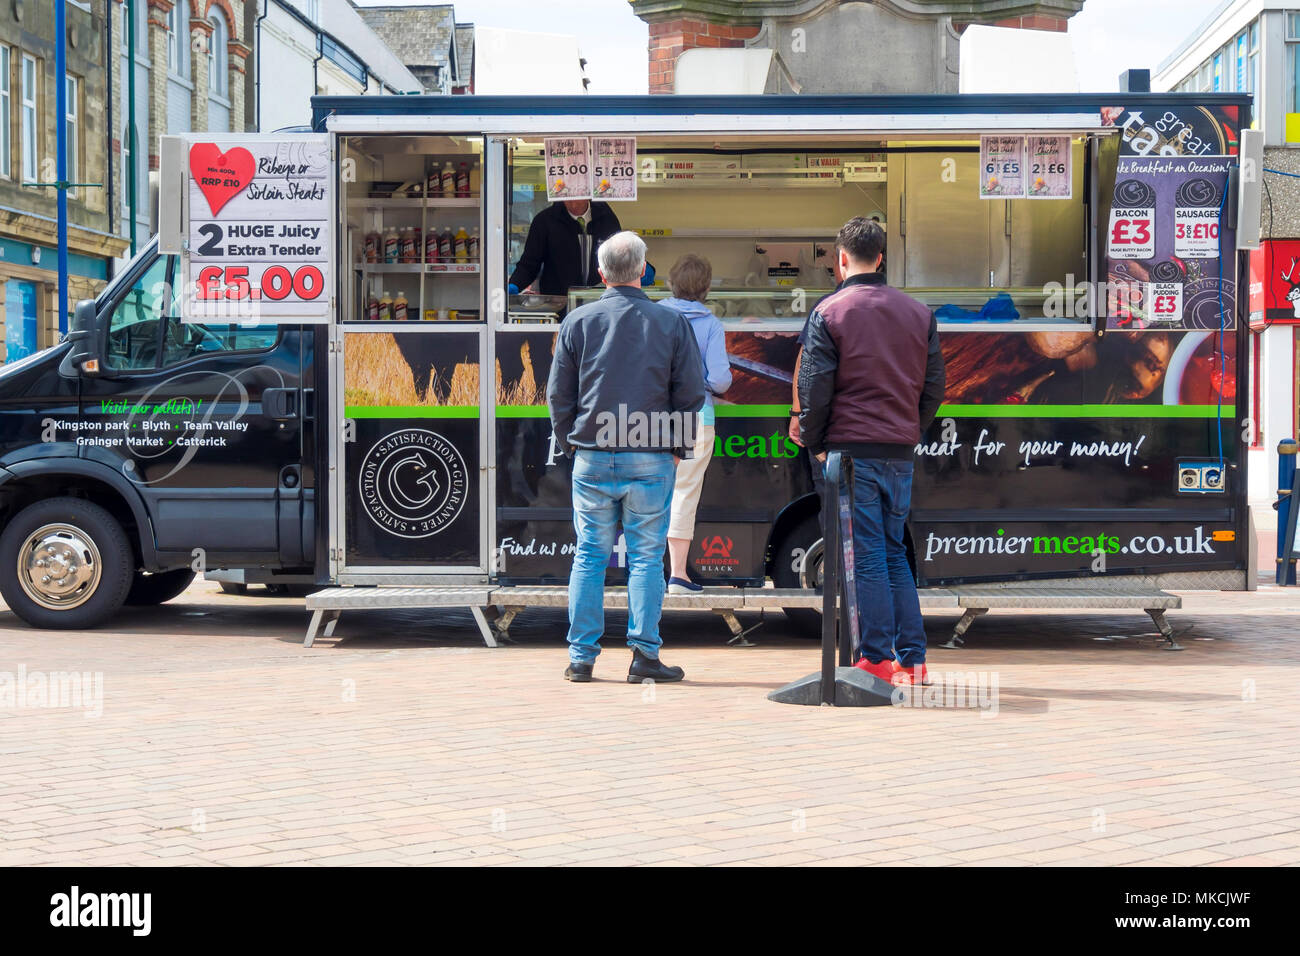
xmin=850 ymin=457 xmax=926 ymax=667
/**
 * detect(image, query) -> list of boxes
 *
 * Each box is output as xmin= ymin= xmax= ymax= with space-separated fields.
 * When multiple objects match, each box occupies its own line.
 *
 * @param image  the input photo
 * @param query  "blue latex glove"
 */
xmin=507 ymin=283 xmax=520 ymax=295
xmin=641 ymin=262 xmax=656 ymax=286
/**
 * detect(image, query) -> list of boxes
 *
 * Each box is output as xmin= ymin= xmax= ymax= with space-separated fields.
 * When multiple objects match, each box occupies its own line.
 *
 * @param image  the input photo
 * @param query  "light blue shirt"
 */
xmin=660 ymin=297 xmax=732 ymax=426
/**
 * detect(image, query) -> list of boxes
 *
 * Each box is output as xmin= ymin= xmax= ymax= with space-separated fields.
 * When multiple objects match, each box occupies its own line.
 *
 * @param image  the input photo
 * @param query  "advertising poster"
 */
xmin=1101 ymin=103 xmax=1242 ymax=157
xmin=591 ymin=137 xmax=638 ymax=201
xmin=544 ymin=137 xmax=592 ymax=201
xmin=980 ymin=135 xmax=1026 ymax=198
xmin=1248 ymin=240 xmax=1300 ymax=324
xmin=1026 ymin=135 xmax=1072 ymax=199
xmin=1105 ymin=155 xmax=1236 ymax=331
xmin=343 ymin=331 xmax=481 ymax=567
xmin=186 ymin=137 xmax=332 ymax=323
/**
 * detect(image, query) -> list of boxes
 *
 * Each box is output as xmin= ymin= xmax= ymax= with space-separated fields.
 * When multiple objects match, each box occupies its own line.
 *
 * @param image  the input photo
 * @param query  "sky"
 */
xmin=354 ymin=0 xmax=652 ymax=94
xmin=1067 ymin=0 xmax=1226 ymax=90
xmin=354 ymin=0 xmax=1228 ymax=95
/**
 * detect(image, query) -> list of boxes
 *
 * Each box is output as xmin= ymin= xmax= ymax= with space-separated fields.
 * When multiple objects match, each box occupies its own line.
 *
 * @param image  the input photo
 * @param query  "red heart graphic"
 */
xmin=189 ymin=143 xmax=256 ymax=217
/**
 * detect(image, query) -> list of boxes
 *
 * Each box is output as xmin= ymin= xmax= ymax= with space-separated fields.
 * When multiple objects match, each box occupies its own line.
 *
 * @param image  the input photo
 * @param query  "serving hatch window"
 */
xmin=503 ymin=133 xmax=1089 ymax=327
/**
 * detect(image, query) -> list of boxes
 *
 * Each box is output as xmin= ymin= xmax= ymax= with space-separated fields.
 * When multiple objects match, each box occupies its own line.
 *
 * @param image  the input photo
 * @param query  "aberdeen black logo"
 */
xmin=359 ymin=428 xmax=468 ymax=538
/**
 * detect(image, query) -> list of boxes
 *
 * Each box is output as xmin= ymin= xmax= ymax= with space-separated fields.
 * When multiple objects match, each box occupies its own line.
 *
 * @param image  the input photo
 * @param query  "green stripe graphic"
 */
xmin=346 ymin=406 xmax=480 ymax=418
xmin=348 ymin=403 xmax=1234 ymax=420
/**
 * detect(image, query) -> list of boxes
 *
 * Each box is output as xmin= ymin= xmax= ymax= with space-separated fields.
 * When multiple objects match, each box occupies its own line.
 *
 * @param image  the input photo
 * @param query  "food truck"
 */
xmin=0 ymin=93 xmax=1255 ymax=641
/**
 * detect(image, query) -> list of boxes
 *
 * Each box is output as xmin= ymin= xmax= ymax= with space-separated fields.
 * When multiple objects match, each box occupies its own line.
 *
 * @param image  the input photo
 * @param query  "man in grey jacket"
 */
xmin=547 ymin=231 xmax=707 ymax=684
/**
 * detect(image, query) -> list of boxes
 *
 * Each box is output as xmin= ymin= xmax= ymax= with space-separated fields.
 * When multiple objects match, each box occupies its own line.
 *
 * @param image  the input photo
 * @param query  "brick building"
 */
xmin=0 ymin=0 xmax=127 ymax=362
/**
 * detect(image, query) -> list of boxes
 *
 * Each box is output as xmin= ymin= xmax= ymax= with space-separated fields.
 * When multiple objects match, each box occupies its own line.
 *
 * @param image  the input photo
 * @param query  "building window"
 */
xmin=1213 ymin=52 xmax=1223 ymax=91
xmin=0 ymin=46 xmax=10 ymax=179
xmin=209 ymin=11 xmax=228 ymax=96
xmin=170 ymin=2 xmax=188 ymax=79
xmin=1236 ymin=32 xmax=1247 ymax=93
xmin=20 ymin=54 xmax=36 ymax=183
xmin=167 ymin=9 xmax=176 ymax=70
xmin=1250 ymin=21 xmax=1259 ymax=95
xmin=65 ymin=75 xmax=78 ymax=198
xmin=301 ymin=0 xmax=320 ymax=23
xmin=121 ymin=126 xmax=130 ymax=215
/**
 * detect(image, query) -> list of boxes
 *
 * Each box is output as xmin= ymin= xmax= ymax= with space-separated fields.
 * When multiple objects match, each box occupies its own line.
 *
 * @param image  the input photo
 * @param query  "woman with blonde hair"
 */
xmin=662 ymin=254 xmax=732 ymax=593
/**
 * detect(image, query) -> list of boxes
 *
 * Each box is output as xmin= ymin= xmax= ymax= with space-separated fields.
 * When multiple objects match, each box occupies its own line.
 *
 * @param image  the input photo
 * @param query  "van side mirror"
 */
xmin=60 ymin=299 xmax=107 ymax=377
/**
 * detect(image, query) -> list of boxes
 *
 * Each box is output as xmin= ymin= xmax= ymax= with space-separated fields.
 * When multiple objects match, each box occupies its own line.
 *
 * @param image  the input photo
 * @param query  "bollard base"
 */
xmin=767 ymin=667 xmax=896 ymax=707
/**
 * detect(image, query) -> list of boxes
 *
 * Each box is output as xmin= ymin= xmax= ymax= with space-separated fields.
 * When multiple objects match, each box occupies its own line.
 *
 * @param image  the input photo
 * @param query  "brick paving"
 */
xmin=1 ymin=582 xmax=1299 ymax=866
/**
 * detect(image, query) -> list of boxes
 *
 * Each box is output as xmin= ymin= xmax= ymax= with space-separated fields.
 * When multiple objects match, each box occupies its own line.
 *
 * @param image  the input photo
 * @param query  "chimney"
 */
xmin=1119 ymin=69 xmax=1152 ymax=93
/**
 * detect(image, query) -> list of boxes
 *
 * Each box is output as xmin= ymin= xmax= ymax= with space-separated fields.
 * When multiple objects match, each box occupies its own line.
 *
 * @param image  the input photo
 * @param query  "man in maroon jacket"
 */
xmin=797 ymin=218 xmax=946 ymax=686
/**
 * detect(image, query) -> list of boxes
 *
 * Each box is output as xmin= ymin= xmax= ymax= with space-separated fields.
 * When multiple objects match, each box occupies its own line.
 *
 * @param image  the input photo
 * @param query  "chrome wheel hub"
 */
xmin=800 ymin=537 xmax=825 ymax=591
xmin=19 ymin=523 xmax=102 ymax=611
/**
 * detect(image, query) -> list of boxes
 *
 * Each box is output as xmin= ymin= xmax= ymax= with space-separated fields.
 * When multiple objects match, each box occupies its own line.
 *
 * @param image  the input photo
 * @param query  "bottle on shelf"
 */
xmin=365 ymin=288 xmax=379 ymax=322
xmin=383 ymin=228 xmax=399 ymax=264
xmin=400 ymin=228 xmax=416 ymax=264
xmin=456 ymin=161 xmax=470 ymax=197
xmin=469 ymin=160 xmax=481 ymax=198
xmin=438 ymin=226 xmax=454 ymax=265
xmin=394 ymin=290 xmax=409 ymax=322
xmin=454 ymin=225 xmax=469 ymax=263
xmin=363 ymin=230 xmax=380 ymax=264
xmin=468 ymin=227 xmax=480 ymax=262
xmin=426 ymin=164 xmax=442 ymax=198
xmin=378 ymin=290 xmax=393 ymax=322
xmin=439 ymin=161 xmax=455 ymax=198
xmin=425 ymin=228 xmax=438 ymax=264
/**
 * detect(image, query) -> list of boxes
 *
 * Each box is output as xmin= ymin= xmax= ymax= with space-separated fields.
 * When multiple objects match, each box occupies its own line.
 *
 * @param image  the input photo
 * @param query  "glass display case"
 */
xmin=342 ymin=135 xmax=484 ymax=323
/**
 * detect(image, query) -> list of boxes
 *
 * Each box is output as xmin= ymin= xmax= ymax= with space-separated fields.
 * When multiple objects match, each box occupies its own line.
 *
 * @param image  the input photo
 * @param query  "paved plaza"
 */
xmin=1 ymin=582 xmax=1298 ymax=866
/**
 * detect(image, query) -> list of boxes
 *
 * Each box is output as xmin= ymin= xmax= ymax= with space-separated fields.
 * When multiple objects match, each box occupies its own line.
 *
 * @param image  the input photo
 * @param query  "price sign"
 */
xmin=1026 ymin=135 xmax=1072 ymax=199
xmin=980 ymin=135 xmax=1026 ymax=198
xmin=544 ymin=137 xmax=592 ymax=201
xmin=185 ymin=137 xmax=332 ymax=323
xmin=592 ymin=137 xmax=637 ymax=201
xmin=1145 ymin=282 xmax=1184 ymax=325
xmin=1108 ymin=210 xmax=1156 ymax=259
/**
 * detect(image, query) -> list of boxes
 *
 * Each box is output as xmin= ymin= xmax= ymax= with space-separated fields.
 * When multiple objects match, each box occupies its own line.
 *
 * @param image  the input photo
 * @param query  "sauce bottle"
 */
xmin=439 ymin=226 xmax=454 ymax=264
xmin=454 ymin=225 xmax=469 ymax=263
xmin=394 ymin=290 xmax=408 ymax=322
xmin=426 ymin=165 xmax=442 ymax=197
xmin=365 ymin=289 xmax=379 ymax=322
xmin=467 ymin=227 xmax=480 ymax=262
xmin=456 ymin=161 xmax=470 ymax=197
xmin=440 ymin=161 xmax=456 ymax=198
xmin=384 ymin=228 xmax=399 ymax=264
xmin=425 ymin=229 xmax=438 ymax=264
xmin=400 ymin=228 xmax=416 ymax=264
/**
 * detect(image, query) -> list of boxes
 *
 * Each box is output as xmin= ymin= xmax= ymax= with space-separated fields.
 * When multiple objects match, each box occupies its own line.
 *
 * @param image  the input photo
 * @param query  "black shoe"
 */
xmin=565 ymin=662 xmax=593 ymax=682
xmin=627 ymin=648 xmax=684 ymax=683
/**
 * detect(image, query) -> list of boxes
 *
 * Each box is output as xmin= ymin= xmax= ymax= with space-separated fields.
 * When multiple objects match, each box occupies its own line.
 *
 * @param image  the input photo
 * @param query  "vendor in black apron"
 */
xmin=504 ymin=200 xmax=655 ymax=395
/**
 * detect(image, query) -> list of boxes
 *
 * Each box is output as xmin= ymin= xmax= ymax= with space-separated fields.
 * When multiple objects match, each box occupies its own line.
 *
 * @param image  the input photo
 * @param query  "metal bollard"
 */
xmin=1276 ymin=439 xmax=1298 ymax=586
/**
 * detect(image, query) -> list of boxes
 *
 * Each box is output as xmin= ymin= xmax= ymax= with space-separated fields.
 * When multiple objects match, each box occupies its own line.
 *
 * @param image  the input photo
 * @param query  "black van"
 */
xmin=0 ymin=237 xmax=315 ymax=628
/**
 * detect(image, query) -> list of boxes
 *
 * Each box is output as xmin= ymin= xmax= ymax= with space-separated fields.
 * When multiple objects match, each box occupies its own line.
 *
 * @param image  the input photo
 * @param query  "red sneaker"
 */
xmin=892 ymin=661 xmax=930 ymax=686
xmin=853 ymin=658 xmax=897 ymax=683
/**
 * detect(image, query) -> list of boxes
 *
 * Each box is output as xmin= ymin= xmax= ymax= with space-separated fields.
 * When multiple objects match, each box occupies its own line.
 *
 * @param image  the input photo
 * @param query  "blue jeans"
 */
xmin=568 ymin=450 xmax=676 ymax=665
xmin=850 ymin=457 xmax=926 ymax=668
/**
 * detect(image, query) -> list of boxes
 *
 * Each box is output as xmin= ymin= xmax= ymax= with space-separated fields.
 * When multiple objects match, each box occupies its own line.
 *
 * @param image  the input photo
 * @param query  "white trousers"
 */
xmin=668 ymin=423 xmax=716 ymax=540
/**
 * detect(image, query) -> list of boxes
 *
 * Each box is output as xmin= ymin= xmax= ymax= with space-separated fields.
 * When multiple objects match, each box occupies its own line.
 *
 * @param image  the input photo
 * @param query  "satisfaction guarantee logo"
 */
xmin=359 ymin=428 xmax=468 ymax=538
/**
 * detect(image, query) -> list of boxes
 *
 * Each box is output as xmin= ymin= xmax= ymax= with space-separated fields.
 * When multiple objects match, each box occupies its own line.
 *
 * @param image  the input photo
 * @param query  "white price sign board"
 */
xmin=544 ymin=137 xmax=593 ymax=201
xmin=1026 ymin=135 xmax=1072 ymax=199
xmin=980 ymin=135 xmax=1026 ymax=198
xmin=592 ymin=137 xmax=637 ymax=201
xmin=184 ymin=136 xmax=332 ymax=324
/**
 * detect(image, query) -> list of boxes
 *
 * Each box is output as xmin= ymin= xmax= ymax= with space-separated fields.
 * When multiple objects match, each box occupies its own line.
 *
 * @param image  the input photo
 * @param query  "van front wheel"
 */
xmin=0 ymin=497 xmax=134 ymax=629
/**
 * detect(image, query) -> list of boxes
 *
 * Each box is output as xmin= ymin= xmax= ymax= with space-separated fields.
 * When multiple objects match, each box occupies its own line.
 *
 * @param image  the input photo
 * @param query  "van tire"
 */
xmin=772 ymin=515 xmax=823 ymax=637
xmin=0 ymin=497 xmax=134 ymax=629
xmin=125 ymin=568 xmax=196 ymax=606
